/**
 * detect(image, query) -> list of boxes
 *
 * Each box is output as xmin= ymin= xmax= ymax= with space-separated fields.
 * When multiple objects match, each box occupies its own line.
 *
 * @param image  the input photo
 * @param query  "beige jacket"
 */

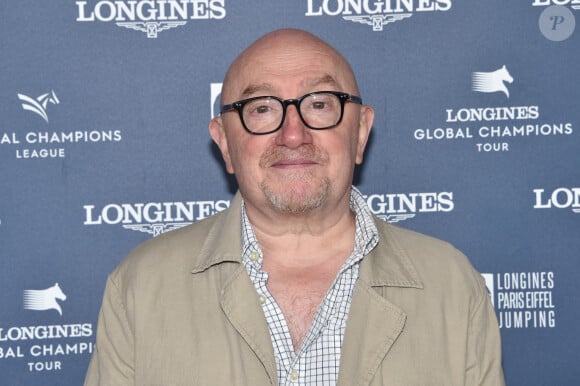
xmin=84 ymin=193 xmax=505 ymax=386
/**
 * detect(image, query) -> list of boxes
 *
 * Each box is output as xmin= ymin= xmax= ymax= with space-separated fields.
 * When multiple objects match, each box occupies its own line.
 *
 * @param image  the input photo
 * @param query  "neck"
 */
xmin=247 ymin=202 xmax=356 ymax=271
xmin=246 ymin=194 xmax=358 ymax=351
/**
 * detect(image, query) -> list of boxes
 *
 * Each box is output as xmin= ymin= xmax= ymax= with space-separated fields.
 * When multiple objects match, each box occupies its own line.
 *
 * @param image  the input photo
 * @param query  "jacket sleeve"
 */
xmin=84 ymin=273 xmax=135 ymax=386
xmin=465 ymin=275 xmax=506 ymax=386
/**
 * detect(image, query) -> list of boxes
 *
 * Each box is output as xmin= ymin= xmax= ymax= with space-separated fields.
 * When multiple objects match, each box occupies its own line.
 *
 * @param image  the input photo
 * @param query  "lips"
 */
xmin=271 ymin=157 xmax=318 ymax=168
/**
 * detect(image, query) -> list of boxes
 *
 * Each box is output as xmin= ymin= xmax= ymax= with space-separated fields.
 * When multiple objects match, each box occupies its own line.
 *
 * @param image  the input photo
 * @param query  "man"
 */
xmin=84 ymin=29 xmax=505 ymax=385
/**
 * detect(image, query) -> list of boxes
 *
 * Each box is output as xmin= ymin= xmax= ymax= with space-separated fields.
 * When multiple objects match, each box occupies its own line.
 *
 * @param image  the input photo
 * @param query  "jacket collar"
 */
xmin=358 ymin=218 xmax=424 ymax=289
xmin=190 ymin=192 xmax=244 ymax=274
xmin=191 ymin=191 xmax=424 ymax=290
xmin=338 ymin=220 xmax=423 ymax=386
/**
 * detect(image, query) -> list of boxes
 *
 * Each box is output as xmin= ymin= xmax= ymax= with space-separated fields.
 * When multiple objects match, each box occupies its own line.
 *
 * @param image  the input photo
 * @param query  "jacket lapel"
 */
xmin=338 ymin=221 xmax=424 ymax=386
xmin=337 ymin=280 xmax=406 ymax=386
xmin=191 ymin=193 xmax=278 ymax=384
xmin=220 ymin=266 xmax=278 ymax=384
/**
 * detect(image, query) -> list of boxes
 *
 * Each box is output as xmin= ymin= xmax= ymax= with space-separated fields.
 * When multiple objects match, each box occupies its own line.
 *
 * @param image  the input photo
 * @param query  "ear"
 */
xmin=355 ymin=105 xmax=374 ymax=165
xmin=209 ymin=116 xmax=235 ymax=174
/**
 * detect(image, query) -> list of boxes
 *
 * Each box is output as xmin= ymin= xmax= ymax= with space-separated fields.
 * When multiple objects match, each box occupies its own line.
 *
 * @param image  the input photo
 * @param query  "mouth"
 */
xmin=271 ymin=158 xmax=318 ymax=168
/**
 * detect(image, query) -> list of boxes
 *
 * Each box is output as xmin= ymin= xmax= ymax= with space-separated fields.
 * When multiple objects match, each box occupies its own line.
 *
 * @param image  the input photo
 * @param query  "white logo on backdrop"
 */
xmin=534 ymin=187 xmax=580 ymax=213
xmin=413 ymin=63 xmax=574 ymax=153
xmin=117 ymin=21 xmax=186 ymax=38
xmin=377 ymin=213 xmax=416 ymax=223
xmin=83 ymin=200 xmax=231 ymax=237
xmin=365 ymin=192 xmax=454 ymax=223
xmin=481 ymin=273 xmax=495 ymax=307
xmin=7 ymin=283 xmax=94 ymax=373
xmin=343 ymin=13 xmax=412 ymax=31
xmin=211 ymin=83 xmax=223 ymax=119
xmin=486 ymin=271 xmax=557 ymax=329
xmin=17 ymin=90 xmax=60 ymax=123
xmin=532 ymin=0 xmax=580 ymax=11
xmin=23 ymin=283 xmax=67 ymax=316
xmin=305 ymin=0 xmax=452 ymax=31
xmin=472 ymin=65 xmax=513 ymax=98
xmin=4 ymin=87 xmax=123 ymax=159
xmin=76 ymin=0 xmax=226 ymax=39
xmin=123 ymin=222 xmax=193 ymax=237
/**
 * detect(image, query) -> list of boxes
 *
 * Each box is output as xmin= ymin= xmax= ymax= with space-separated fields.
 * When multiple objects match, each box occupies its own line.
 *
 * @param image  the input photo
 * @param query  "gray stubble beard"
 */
xmin=260 ymin=176 xmax=331 ymax=214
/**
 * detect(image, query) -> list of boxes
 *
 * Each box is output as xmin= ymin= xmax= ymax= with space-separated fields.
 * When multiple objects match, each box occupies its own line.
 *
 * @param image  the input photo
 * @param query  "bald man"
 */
xmin=84 ymin=29 xmax=505 ymax=386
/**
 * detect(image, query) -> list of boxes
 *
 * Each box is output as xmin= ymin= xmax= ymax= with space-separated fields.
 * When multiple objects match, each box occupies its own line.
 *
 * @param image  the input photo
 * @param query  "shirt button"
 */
xmin=290 ymin=370 xmax=299 ymax=382
xmin=258 ymin=294 xmax=266 ymax=305
xmin=250 ymin=251 xmax=259 ymax=262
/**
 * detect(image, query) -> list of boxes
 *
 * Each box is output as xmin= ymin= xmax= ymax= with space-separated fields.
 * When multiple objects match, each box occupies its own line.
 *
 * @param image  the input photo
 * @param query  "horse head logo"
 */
xmin=481 ymin=274 xmax=495 ymax=307
xmin=23 ymin=283 xmax=67 ymax=316
xmin=17 ymin=90 xmax=60 ymax=123
xmin=472 ymin=65 xmax=514 ymax=98
xmin=210 ymin=83 xmax=223 ymax=119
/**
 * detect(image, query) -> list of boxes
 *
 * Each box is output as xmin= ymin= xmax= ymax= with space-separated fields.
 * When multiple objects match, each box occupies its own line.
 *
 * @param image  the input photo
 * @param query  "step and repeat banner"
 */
xmin=1 ymin=1 xmax=578 ymax=385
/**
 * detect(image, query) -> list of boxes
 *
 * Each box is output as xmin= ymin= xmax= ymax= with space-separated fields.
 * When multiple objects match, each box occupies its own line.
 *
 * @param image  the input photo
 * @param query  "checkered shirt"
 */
xmin=241 ymin=187 xmax=379 ymax=385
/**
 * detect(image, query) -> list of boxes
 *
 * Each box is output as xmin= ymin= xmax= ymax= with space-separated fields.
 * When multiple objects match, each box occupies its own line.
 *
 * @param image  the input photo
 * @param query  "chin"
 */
xmin=261 ymin=178 xmax=330 ymax=214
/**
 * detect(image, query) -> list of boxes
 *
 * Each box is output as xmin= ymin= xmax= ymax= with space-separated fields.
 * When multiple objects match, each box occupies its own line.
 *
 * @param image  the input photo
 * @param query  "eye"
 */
xmin=245 ymin=98 xmax=280 ymax=116
xmin=303 ymin=95 xmax=338 ymax=114
xmin=311 ymin=101 xmax=327 ymax=110
xmin=255 ymin=105 xmax=271 ymax=114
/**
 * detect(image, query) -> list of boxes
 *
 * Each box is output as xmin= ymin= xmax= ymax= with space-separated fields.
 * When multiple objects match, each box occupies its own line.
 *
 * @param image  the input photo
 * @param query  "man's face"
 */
xmin=210 ymin=31 xmax=373 ymax=215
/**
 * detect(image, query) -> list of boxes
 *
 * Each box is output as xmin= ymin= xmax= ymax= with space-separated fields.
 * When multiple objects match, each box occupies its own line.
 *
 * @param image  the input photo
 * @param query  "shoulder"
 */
xmin=377 ymin=219 xmax=469 ymax=264
xmin=110 ymin=206 xmax=231 ymax=286
xmin=374 ymin=219 xmax=485 ymax=295
xmin=379 ymin=221 xmax=459 ymax=257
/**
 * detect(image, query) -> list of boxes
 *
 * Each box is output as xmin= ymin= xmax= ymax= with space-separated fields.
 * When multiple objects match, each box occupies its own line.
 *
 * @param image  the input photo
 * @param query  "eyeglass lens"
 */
xmin=242 ymin=93 xmax=342 ymax=133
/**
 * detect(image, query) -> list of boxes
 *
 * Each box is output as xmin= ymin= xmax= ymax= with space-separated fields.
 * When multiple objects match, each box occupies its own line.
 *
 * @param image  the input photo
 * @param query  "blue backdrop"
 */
xmin=1 ymin=1 xmax=579 ymax=385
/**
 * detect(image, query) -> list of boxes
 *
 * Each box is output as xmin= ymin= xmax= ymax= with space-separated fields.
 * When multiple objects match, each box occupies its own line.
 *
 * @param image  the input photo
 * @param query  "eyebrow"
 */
xmin=240 ymin=83 xmax=274 ymax=98
xmin=239 ymin=74 xmax=341 ymax=99
xmin=303 ymin=74 xmax=340 ymax=90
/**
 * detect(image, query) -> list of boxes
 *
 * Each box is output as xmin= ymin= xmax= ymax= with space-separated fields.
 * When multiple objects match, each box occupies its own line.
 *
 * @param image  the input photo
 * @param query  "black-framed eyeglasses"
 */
xmin=219 ymin=91 xmax=363 ymax=135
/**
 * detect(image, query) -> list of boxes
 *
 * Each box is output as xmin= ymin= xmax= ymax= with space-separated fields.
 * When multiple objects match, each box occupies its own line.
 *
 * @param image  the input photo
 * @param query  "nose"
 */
xmin=275 ymin=104 xmax=312 ymax=148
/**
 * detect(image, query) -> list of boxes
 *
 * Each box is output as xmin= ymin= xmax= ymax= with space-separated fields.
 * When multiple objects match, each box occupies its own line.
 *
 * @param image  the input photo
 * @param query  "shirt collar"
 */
xmin=189 ymin=191 xmax=422 ymax=289
xmin=240 ymin=186 xmax=379 ymax=269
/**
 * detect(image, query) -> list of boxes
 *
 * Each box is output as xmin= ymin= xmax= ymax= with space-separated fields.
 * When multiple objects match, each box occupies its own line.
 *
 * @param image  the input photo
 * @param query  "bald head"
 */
xmin=220 ymin=29 xmax=360 ymax=105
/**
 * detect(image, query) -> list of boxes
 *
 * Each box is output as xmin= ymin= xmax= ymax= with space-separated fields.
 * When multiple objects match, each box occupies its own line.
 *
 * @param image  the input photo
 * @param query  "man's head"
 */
xmin=210 ymin=29 xmax=374 ymax=216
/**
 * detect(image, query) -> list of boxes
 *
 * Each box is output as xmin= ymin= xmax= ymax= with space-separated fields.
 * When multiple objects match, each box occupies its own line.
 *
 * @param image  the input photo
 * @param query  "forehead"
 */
xmin=223 ymin=34 xmax=357 ymax=101
xmin=237 ymin=74 xmax=341 ymax=99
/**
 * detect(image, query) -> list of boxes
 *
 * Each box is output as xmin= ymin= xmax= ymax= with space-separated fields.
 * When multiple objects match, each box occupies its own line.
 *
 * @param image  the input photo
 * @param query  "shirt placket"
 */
xmin=245 ymin=248 xmax=296 ymax=383
xmin=240 ymin=187 xmax=379 ymax=386
xmin=285 ymin=262 xmax=360 ymax=386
